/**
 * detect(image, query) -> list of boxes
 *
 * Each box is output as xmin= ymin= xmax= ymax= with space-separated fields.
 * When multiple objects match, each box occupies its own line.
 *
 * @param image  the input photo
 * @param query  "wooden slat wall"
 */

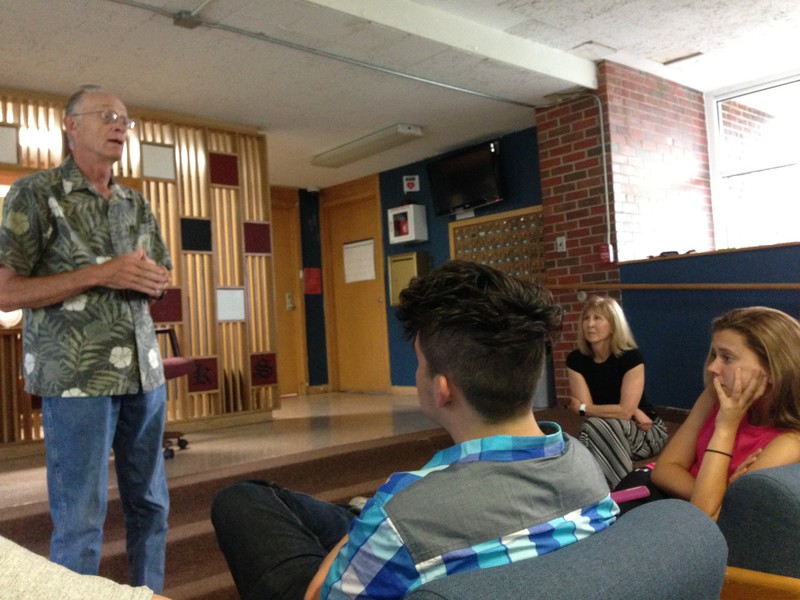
xmin=213 ymin=187 xmax=243 ymax=286
xmin=0 ymin=94 xmax=64 ymax=169
xmin=177 ymin=125 xmax=208 ymax=217
xmin=242 ymin=133 xmax=276 ymax=410
xmin=240 ymin=135 xmax=268 ymax=221
xmin=248 ymin=255 xmax=272 ymax=352
xmin=144 ymin=180 xmax=182 ymax=283
xmin=0 ymin=329 xmax=40 ymax=443
xmin=208 ymin=131 xmax=246 ymax=416
xmin=0 ymin=88 xmax=277 ymax=449
xmin=0 ymin=330 xmax=18 ymax=443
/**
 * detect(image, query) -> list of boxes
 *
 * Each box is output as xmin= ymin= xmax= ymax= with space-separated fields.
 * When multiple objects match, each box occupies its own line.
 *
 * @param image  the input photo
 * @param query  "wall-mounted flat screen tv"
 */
xmin=427 ymin=140 xmax=503 ymax=216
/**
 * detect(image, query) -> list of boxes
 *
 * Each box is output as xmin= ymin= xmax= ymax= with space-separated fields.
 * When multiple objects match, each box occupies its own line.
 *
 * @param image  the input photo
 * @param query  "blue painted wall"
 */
xmin=298 ymin=189 xmax=329 ymax=386
xmin=620 ymin=245 xmax=800 ymax=409
xmin=300 ymin=125 xmax=800 ymax=404
xmin=379 ymin=126 xmax=543 ymax=386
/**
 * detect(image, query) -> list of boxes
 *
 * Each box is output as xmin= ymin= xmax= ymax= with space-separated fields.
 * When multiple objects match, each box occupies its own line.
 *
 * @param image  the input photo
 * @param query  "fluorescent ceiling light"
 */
xmin=312 ymin=124 xmax=423 ymax=168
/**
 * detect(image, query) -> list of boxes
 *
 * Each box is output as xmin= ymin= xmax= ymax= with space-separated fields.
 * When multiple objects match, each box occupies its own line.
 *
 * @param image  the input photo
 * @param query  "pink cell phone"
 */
xmin=610 ymin=485 xmax=650 ymax=503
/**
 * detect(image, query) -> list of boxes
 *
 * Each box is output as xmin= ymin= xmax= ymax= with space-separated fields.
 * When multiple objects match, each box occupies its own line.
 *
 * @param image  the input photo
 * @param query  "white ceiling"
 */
xmin=2 ymin=0 xmax=800 ymax=189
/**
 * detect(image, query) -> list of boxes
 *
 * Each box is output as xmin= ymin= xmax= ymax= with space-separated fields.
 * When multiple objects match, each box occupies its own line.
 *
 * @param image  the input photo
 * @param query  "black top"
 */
xmin=566 ymin=348 xmax=658 ymax=419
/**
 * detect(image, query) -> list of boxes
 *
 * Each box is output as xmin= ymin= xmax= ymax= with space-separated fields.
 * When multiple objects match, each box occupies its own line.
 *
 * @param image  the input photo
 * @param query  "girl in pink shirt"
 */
xmin=689 ymin=402 xmax=788 ymax=478
xmin=651 ymin=307 xmax=800 ymax=519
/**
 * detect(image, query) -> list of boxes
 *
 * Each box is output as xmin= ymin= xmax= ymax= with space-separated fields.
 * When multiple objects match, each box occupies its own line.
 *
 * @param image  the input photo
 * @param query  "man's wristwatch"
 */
xmin=579 ymin=404 xmax=587 ymax=417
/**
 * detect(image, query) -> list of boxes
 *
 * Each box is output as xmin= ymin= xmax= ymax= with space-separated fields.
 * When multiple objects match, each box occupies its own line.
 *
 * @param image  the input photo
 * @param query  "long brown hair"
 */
xmin=708 ymin=306 xmax=800 ymax=430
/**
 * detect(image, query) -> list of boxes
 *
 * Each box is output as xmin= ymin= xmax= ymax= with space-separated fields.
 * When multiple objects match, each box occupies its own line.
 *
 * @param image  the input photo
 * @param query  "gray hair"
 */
xmin=65 ymin=85 xmax=104 ymax=115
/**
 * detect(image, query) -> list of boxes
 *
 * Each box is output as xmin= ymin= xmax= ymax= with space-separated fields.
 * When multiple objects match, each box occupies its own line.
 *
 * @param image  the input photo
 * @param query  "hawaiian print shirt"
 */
xmin=0 ymin=156 xmax=172 ymax=397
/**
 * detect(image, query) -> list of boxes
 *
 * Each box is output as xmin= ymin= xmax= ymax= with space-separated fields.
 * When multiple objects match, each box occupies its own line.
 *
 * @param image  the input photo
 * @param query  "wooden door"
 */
xmin=270 ymin=187 xmax=306 ymax=397
xmin=320 ymin=175 xmax=390 ymax=392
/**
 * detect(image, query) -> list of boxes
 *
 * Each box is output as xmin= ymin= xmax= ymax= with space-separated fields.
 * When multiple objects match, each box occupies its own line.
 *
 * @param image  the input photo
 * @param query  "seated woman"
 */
xmin=642 ymin=306 xmax=800 ymax=519
xmin=566 ymin=296 xmax=668 ymax=487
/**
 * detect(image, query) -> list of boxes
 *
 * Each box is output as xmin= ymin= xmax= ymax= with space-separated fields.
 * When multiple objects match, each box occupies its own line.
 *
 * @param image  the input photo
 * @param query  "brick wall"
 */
xmin=604 ymin=62 xmax=714 ymax=260
xmin=538 ymin=61 xmax=713 ymax=403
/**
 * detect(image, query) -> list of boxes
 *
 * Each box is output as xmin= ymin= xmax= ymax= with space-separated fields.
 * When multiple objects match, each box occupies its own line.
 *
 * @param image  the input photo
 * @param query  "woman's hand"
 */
xmin=633 ymin=409 xmax=653 ymax=432
xmin=728 ymin=448 xmax=762 ymax=485
xmin=565 ymin=396 xmax=582 ymax=414
xmin=712 ymin=368 xmax=768 ymax=432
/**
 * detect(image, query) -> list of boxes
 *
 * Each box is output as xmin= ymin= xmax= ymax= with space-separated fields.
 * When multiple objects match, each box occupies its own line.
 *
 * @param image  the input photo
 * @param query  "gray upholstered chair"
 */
xmin=407 ymin=499 xmax=727 ymax=600
xmin=717 ymin=462 xmax=800 ymax=599
xmin=718 ymin=462 xmax=800 ymax=577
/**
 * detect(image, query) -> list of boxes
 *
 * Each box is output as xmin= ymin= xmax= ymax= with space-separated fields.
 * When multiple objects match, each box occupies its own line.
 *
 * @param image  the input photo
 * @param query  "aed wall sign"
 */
xmin=403 ymin=175 xmax=419 ymax=192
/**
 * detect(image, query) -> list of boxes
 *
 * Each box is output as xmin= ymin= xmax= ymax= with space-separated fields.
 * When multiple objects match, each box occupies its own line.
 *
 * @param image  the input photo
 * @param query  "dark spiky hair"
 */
xmin=396 ymin=260 xmax=562 ymax=422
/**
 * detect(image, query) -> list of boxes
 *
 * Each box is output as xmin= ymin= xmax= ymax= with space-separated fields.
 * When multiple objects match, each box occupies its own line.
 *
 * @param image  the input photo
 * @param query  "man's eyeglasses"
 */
xmin=69 ymin=109 xmax=136 ymax=130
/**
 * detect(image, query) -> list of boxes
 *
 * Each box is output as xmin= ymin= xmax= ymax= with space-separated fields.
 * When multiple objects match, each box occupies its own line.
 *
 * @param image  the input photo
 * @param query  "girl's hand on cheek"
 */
xmin=714 ymin=368 xmax=767 ymax=429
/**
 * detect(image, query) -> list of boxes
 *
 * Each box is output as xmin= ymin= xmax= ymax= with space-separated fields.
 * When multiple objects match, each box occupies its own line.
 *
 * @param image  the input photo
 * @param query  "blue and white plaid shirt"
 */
xmin=322 ymin=423 xmax=618 ymax=599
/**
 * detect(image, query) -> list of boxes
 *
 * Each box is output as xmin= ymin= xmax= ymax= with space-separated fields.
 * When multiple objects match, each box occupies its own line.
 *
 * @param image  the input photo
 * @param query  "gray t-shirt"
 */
xmin=0 ymin=535 xmax=153 ymax=600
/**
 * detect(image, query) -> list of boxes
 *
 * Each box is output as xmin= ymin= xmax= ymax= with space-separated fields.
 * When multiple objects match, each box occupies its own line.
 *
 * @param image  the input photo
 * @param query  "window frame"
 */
xmin=705 ymin=72 xmax=800 ymax=250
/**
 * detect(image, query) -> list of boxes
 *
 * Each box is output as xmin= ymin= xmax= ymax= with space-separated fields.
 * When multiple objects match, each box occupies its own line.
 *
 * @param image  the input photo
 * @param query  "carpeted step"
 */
xmin=164 ymin=572 xmax=238 ymax=600
xmin=1 ymin=428 xmax=452 ymax=600
xmin=3 ymin=415 xmax=698 ymax=600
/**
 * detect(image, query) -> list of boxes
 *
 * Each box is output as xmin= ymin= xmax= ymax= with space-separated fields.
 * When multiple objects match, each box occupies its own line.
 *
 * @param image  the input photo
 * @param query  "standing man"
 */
xmin=0 ymin=88 xmax=172 ymax=592
xmin=211 ymin=260 xmax=618 ymax=600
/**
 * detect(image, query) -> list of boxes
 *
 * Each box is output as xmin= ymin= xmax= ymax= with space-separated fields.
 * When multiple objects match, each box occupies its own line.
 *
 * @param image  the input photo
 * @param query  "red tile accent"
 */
xmin=244 ymin=222 xmax=271 ymax=254
xmin=187 ymin=357 xmax=219 ymax=392
xmin=250 ymin=353 xmax=278 ymax=386
xmin=209 ymin=152 xmax=239 ymax=186
xmin=149 ymin=288 xmax=182 ymax=323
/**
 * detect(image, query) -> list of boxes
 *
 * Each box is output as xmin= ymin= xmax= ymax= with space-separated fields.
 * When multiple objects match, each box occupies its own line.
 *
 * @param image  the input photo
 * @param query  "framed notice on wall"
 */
xmin=0 ymin=125 xmax=19 ymax=164
xmin=217 ymin=288 xmax=246 ymax=321
xmin=343 ymin=238 xmax=376 ymax=283
xmin=141 ymin=143 xmax=176 ymax=180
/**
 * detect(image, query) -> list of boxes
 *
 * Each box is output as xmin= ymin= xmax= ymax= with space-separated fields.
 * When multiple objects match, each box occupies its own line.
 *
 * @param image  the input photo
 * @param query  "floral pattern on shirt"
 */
xmin=0 ymin=156 xmax=172 ymax=397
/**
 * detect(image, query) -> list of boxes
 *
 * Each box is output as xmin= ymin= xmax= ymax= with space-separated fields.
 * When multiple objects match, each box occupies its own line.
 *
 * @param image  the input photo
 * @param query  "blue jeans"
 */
xmin=42 ymin=386 xmax=170 ymax=592
xmin=211 ymin=481 xmax=355 ymax=600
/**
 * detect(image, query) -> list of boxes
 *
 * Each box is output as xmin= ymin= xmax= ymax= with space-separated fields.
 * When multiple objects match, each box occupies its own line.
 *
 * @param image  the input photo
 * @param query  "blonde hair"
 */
xmin=707 ymin=306 xmax=800 ymax=431
xmin=576 ymin=295 xmax=638 ymax=357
